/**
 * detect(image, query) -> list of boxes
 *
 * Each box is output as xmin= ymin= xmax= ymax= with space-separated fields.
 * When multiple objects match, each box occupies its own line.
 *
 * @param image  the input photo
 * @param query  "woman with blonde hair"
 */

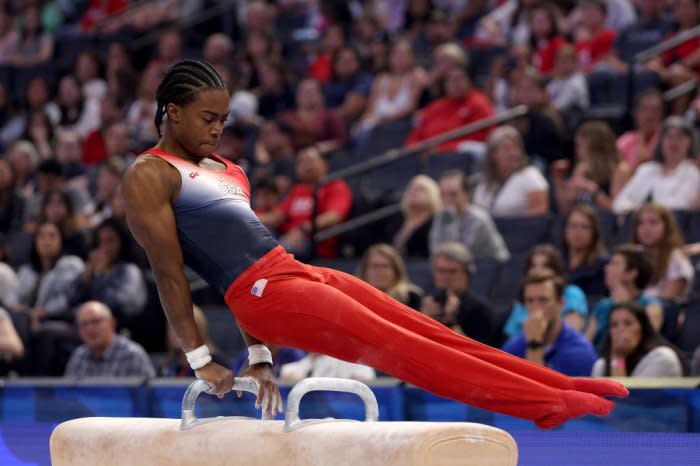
xmin=382 ymin=174 xmax=442 ymax=258
xmin=358 ymin=243 xmax=423 ymax=309
xmin=428 ymin=42 xmax=468 ymax=98
xmin=552 ymin=120 xmax=631 ymax=214
xmin=632 ymin=203 xmax=693 ymax=302
xmin=472 ymin=125 xmax=549 ymax=217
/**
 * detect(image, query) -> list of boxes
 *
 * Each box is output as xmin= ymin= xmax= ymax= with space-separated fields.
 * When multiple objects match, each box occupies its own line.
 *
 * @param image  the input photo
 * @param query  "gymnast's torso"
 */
xmin=146 ymin=148 xmax=278 ymax=295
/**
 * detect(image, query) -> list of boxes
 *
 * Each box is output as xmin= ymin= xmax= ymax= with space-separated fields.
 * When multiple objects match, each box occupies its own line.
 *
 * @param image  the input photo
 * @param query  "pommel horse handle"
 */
xmin=181 ymin=377 xmax=272 ymax=430
xmin=284 ymin=377 xmax=379 ymax=432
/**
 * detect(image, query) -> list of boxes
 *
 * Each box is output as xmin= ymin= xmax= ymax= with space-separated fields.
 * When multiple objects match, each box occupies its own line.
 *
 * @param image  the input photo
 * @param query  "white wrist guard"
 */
xmin=186 ymin=344 xmax=212 ymax=370
xmin=248 ymin=344 xmax=273 ymax=366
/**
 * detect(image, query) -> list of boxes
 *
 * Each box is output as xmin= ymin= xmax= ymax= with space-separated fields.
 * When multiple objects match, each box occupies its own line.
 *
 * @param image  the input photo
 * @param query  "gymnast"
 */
xmin=121 ymin=59 xmax=628 ymax=428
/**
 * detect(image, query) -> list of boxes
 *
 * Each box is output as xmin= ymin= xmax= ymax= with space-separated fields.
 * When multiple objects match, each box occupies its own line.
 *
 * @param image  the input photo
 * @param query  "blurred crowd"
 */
xmin=0 ymin=0 xmax=700 ymax=382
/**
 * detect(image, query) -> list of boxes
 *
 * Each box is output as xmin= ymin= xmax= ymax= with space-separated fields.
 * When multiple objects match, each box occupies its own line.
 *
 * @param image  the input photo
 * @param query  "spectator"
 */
xmin=383 ymin=174 xmax=441 ymax=259
xmin=8 ymin=140 xmax=41 ymax=197
xmin=529 ymin=2 xmax=567 ymax=75
xmin=546 ymin=45 xmax=589 ymax=114
xmin=80 ymin=0 xmax=128 ymax=34
xmin=38 ymin=190 xmax=90 ymax=259
xmin=587 ymin=244 xmax=663 ymax=346
xmin=324 ymin=47 xmax=373 ymax=123
xmin=126 ymin=65 xmax=162 ymax=149
xmin=592 ymin=301 xmax=684 ymax=377
xmin=367 ymin=30 xmax=392 ymax=75
xmin=203 ymin=33 xmax=235 ymax=69
xmin=419 ymin=8 xmax=457 ymax=65
xmin=6 ymin=6 xmax=54 ymax=67
xmin=572 ymin=0 xmax=618 ymax=73
xmin=552 ymin=120 xmax=631 ymax=214
xmin=472 ymin=125 xmax=549 ymax=217
xmin=68 ymin=218 xmax=148 ymax=324
xmin=0 ymin=9 xmax=18 ymax=64
xmin=0 ymin=237 xmax=18 ymax=307
xmin=0 ymin=82 xmax=24 ymax=147
xmin=0 ymin=158 xmax=26 ymax=235
xmin=22 ymin=109 xmax=55 ymax=160
xmin=426 ymin=42 xmax=468 ymax=99
xmin=616 ymin=89 xmax=663 ymax=170
xmin=0 ymin=307 xmax=24 ymax=366
xmin=281 ymin=78 xmax=348 ymax=153
xmin=355 ymin=39 xmax=429 ymax=137
xmin=236 ymin=31 xmax=280 ymax=91
xmin=159 ymin=305 xmax=229 ymax=377
xmin=561 ymin=205 xmax=608 ymax=297
xmin=55 ymin=74 xmax=100 ymax=138
xmin=6 ymin=221 xmax=84 ymax=322
xmin=357 ymin=243 xmax=424 ymax=310
xmin=258 ymin=146 xmax=352 ymax=259
xmin=430 ymin=170 xmax=509 ymax=261
xmin=613 ymin=117 xmax=700 ymax=213
xmin=65 ymin=301 xmax=155 ymax=378
xmin=475 ymin=0 xmax=539 ymax=46
xmin=503 ymin=271 xmax=596 ymax=376
xmin=55 ymin=130 xmax=88 ymax=184
xmin=252 ymin=177 xmax=280 ymax=216
xmin=485 ymin=43 xmax=533 ymax=112
xmin=90 ymin=157 xmax=127 ymax=227
xmin=254 ymin=119 xmax=296 ymax=196
xmin=81 ymin=93 xmax=124 ymax=166
xmin=279 ymin=352 xmax=376 ymax=382
xmin=254 ymin=60 xmax=295 ymax=119
xmin=149 ymin=28 xmax=184 ymax=70
xmin=420 ymin=242 xmax=497 ymax=345
xmin=405 ymin=64 xmax=494 ymax=152
xmin=504 ymin=244 xmax=588 ymax=337
xmin=74 ymin=50 xmax=107 ymax=101
xmin=567 ymin=0 xmax=635 ymax=35
xmin=217 ymin=123 xmax=253 ymax=172
xmin=102 ymin=121 xmax=134 ymax=165
xmin=308 ymin=23 xmax=347 ymax=83
xmin=632 ymin=203 xmax=694 ymax=301
xmin=24 ymin=76 xmax=60 ymax=127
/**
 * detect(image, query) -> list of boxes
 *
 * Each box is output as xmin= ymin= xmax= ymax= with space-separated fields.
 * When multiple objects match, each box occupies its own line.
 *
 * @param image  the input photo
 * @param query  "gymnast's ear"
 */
xmin=166 ymin=103 xmax=181 ymax=124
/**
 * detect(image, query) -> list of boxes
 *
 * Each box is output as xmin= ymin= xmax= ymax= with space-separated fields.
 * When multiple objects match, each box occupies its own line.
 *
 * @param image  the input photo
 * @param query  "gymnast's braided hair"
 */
xmin=154 ymin=59 xmax=228 ymax=139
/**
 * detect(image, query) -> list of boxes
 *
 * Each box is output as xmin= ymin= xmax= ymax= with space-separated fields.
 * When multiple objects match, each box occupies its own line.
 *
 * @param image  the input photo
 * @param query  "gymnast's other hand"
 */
xmin=195 ymin=362 xmax=235 ymax=398
xmin=238 ymin=363 xmax=283 ymax=417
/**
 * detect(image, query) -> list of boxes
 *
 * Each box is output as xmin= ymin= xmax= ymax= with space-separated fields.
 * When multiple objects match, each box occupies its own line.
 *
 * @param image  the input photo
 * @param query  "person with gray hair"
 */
xmin=613 ymin=116 xmax=700 ymax=214
xmin=421 ymin=242 xmax=498 ymax=346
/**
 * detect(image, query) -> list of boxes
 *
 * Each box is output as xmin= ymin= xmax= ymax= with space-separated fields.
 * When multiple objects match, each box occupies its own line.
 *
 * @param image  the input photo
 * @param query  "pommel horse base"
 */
xmin=50 ymin=378 xmax=518 ymax=466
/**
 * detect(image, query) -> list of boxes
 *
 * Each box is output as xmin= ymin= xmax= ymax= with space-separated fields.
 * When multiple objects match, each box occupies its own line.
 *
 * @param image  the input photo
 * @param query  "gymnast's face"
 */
xmin=167 ymin=89 xmax=230 ymax=160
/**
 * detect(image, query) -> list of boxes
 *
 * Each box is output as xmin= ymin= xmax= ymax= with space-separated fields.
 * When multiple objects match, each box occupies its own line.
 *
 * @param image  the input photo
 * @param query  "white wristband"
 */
xmin=248 ymin=344 xmax=273 ymax=366
xmin=186 ymin=344 xmax=212 ymax=370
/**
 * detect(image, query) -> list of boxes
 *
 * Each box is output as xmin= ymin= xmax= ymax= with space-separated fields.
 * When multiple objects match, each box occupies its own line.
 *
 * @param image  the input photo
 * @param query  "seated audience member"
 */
xmin=475 ymin=0 xmax=537 ymax=46
xmin=279 ymin=353 xmax=376 ymax=383
xmin=0 ymin=236 xmax=17 ymax=303
xmin=0 ymin=306 xmax=24 ymax=373
xmin=252 ymin=177 xmax=281 ymax=216
xmin=357 ymin=243 xmax=424 ymax=310
xmin=614 ymin=117 xmax=700 ymax=214
xmin=592 ymin=301 xmax=684 ymax=377
xmin=324 ymin=47 xmax=373 ymax=123
xmin=472 ymin=125 xmax=549 ymax=217
xmin=430 ymin=170 xmax=509 ymax=261
xmin=159 ymin=305 xmax=229 ymax=377
xmin=420 ymin=242 xmax=497 ymax=345
xmin=383 ymin=174 xmax=442 ymax=258
xmin=572 ymin=0 xmax=618 ymax=73
xmin=22 ymin=109 xmax=55 ymax=160
xmin=81 ymin=93 xmax=124 ymax=166
xmin=55 ymin=130 xmax=88 ymax=184
xmin=232 ymin=344 xmax=307 ymax=379
xmin=616 ymin=89 xmax=663 ymax=170
xmin=126 ymin=65 xmax=162 ymax=149
xmin=504 ymin=245 xmax=588 ymax=338
xmin=5 ymin=6 xmax=54 ymax=68
xmin=587 ymin=244 xmax=663 ymax=347
xmin=528 ymin=2 xmax=566 ymax=75
xmin=68 ymin=218 xmax=147 ymax=325
xmin=355 ymin=39 xmax=428 ymax=136
xmin=55 ymin=74 xmax=101 ymax=138
xmin=90 ymin=157 xmax=127 ymax=227
xmin=0 ymin=158 xmax=26 ymax=235
xmin=561 ymin=205 xmax=608 ymax=297
xmin=631 ymin=203 xmax=694 ymax=302
xmin=8 ymin=140 xmax=41 ymax=197
xmin=253 ymin=60 xmax=295 ymax=120
xmin=280 ymin=78 xmax=348 ymax=153
xmin=485 ymin=43 xmax=532 ymax=112
xmin=503 ymin=272 xmax=597 ymax=376
xmin=552 ymin=120 xmax=630 ymax=214
xmin=253 ymin=119 xmax=296 ymax=196
xmin=38 ymin=190 xmax=90 ymax=259
xmin=405 ymin=64 xmax=494 ymax=152
xmin=546 ymin=45 xmax=589 ymax=114
xmin=426 ymin=42 xmax=468 ymax=99
xmin=65 ymin=301 xmax=155 ymax=378
xmin=258 ymin=146 xmax=352 ymax=260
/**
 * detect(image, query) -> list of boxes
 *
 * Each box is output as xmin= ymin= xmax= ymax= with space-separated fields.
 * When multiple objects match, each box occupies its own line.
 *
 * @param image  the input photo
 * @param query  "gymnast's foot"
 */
xmin=535 ymin=390 xmax=615 ymax=429
xmin=571 ymin=377 xmax=629 ymax=398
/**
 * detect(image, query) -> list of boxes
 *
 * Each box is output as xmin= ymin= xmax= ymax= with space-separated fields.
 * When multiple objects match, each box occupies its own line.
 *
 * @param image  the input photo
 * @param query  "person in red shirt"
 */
xmin=80 ymin=0 xmax=128 ymax=34
xmin=81 ymin=93 xmax=123 ymax=165
xmin=258 ymin=145 xmax=352 ymax=259
xmin=574 ymin=0 xmax=617 ymax=73
xmin=405 ymin=64 xmax=494 ymax=153
xmin=529 ymin=3 xmax=567 ymax=75
xmin=308 ymin=24 xmax=347 ymax=84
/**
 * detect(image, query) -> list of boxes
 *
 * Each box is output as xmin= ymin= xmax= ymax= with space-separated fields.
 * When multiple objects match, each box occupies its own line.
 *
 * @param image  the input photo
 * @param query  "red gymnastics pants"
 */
xmin=225 ymin=246 xmax=627 ymax=428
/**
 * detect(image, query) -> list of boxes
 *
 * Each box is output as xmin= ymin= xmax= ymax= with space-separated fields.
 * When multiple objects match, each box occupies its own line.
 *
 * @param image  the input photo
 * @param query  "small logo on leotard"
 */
xmin=251 ymin=279 xmax=268 ymax=297
xmin=189 ymin=172 xmax=200 ymax=179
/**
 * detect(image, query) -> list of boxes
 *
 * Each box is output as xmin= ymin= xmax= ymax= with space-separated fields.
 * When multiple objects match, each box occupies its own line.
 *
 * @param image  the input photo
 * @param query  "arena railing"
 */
xmin=635 ymin=25 xmax=700 ymax=63
xmin=310 ymin=105 xmax=528 ymax=247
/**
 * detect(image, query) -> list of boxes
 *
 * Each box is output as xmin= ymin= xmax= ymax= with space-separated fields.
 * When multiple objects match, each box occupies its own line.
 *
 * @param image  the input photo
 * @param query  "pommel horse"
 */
xmin=50 ymin=377 xmax=518 ymax=465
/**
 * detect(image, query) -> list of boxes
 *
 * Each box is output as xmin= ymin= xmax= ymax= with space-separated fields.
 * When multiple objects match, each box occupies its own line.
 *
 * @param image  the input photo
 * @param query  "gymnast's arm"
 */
xmin=121 ymin=157 xmax=234 ymax=393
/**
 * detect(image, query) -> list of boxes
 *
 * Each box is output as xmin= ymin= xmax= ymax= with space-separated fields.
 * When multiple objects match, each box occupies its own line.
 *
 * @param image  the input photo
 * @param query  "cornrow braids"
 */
xmin=154 ymin=59 xmax=228 ymax=139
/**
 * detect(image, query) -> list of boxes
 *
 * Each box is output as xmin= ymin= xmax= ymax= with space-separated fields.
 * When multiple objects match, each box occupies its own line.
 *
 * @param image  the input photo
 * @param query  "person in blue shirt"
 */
xmin=504 ymin=244 xmax=588 ymax=338
xmin=503 ymin=271 xmax=597 ymax=376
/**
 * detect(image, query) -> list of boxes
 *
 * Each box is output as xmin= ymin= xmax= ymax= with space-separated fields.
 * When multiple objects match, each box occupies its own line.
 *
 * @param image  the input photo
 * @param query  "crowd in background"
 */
xmin=0 ymin=0 xmax=700 ymax=382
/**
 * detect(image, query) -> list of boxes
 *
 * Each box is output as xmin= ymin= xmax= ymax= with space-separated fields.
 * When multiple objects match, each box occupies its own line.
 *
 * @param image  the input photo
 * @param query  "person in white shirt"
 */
xmin=546 ymin=45 xmax=589 ymax=113
xmin=279 ymin=353 xmax=376 ymax=382
xmin=472 ymin=125 xmax=549 ymax=217
xmin=613 ymin=116 xmax=700 ymax=214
